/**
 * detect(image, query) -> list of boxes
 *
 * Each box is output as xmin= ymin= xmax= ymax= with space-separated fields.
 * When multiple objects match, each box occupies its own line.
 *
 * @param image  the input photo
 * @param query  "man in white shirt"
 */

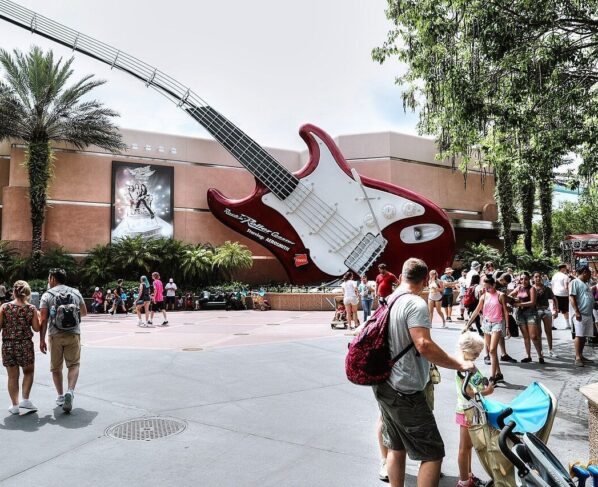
xmin=552 ymin=263 xmax=571 ymax=328
xmin=165 ymin=278 xmax=177 ymax=311
xmin=465 ymin=261 xmax=481 ymax=287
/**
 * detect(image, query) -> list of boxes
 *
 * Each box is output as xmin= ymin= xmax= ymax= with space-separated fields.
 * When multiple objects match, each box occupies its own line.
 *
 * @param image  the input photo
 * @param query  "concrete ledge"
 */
xmin=580 ymin=383 xmax=598 ymax=460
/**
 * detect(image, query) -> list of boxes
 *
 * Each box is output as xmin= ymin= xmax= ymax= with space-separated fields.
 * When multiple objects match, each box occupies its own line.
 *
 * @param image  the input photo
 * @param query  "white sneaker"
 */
xmin=8 ymin=405 xmax=19 ymax=415
xmin=145 ymin=323 xmax=155 ymax=328
xmin=441 ymin=323 xmax=448 ymax=328
xmin=63 ymin=390 xmax=74 ymax=413
xmin=56 ymin=395 xmax=65 ymax=406
xmin=18 ymin=399 xmax=37 ymax=414
xmin=138 ymin=320 xmax=144 ymax=327
xmin=548 ymin=350 xmax=558 ymax=358
xmin=379 ymin=459 xmax=388 ymax=481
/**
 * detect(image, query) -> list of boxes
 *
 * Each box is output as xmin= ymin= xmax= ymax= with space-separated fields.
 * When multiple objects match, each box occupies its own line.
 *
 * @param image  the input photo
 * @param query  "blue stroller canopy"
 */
xmin=481 ymin=382 xmax=551 ymax=434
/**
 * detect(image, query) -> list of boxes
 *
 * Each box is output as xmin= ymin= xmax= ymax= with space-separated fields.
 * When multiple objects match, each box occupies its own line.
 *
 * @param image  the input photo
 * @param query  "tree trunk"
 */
xmin=538 ymin=174 xmax=553 ymax=256
xmin=520 ymin=178 xmax=535 ymax=254
xmin=26 ymin=141 xmax=52 ymax=276
xmin=494 ymin=163 xmax=515 ymax=261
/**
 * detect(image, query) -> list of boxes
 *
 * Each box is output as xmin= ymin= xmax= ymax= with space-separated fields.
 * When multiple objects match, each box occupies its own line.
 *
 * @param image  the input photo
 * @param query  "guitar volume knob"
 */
xmin=382 ymin=205 xmax=396 ymax=219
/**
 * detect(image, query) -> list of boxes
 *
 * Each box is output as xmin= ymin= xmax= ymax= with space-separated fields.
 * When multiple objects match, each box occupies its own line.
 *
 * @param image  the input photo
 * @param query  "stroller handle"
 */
xmin=499 ymin=420 xmax=529 ymax=478
xmin=497 ymin=407 xmax=513 ymax=429
xmin=458 ymin=371 xmax=472 ymax=401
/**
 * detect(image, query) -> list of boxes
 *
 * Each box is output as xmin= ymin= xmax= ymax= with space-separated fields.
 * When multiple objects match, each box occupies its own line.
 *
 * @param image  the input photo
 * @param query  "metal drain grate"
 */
xmin=234 ymin=333 xmax=250 ymax=335
xmin=106 ymin=417 xmax=186 ymax=441
xmin=182 ymin=347 xmax=203 ymax=352
xmin=266 ymin=323 xmax=280 ymax=326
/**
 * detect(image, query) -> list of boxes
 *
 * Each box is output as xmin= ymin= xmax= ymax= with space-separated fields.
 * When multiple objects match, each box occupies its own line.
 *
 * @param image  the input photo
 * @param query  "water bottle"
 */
xmin=50 ymin=305 xmax=56 ymax=318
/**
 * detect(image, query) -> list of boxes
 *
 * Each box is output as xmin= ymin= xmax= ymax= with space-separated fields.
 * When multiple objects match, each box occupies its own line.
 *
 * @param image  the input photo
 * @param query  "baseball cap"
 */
xmin=471 ymin=261 xmax=480 ymax=269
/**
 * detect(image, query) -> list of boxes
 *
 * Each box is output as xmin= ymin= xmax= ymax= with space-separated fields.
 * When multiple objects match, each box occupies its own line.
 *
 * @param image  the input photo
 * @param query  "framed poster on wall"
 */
xmin=111 ymin=161 xmax=174 ymax=243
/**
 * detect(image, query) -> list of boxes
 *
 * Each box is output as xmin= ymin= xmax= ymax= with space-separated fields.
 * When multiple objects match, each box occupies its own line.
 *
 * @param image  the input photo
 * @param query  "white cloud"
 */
xmin=0 ymin=0 xmax=417 ymax=149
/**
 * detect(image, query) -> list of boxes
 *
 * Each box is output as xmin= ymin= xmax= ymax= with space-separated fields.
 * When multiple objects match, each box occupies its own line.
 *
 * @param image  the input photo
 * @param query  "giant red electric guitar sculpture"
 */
xmin=0 ymin=0 xmax=455 ymax=284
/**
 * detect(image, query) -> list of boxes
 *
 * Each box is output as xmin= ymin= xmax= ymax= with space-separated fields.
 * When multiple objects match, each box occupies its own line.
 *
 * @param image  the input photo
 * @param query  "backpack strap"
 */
xmin=386 ymin=291 xmax=420 ymax=364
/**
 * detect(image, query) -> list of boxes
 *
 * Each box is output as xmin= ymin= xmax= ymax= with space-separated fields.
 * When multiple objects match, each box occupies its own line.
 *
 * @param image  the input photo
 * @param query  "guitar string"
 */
xmin=193 ymin=107 xmax=367 ymax=254
xmin=0 ymin=1 xmax=385 ymax=272
xmin=194 ymin=109 xmax=357 ymax=252
xmin=190 ymin=106 xmax=368 ymax=247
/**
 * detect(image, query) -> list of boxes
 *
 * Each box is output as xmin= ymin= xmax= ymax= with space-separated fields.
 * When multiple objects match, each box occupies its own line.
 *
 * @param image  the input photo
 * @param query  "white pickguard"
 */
xmin=262 ymin=134 xmax=444 ymax=276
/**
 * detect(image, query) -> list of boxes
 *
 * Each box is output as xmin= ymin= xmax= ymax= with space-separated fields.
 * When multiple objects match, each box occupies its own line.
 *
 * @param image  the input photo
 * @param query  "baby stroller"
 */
xmin=331 ymin=296 xmax=348 ymax=329
xmin=460 ymin=372 xmax=575 ymax=486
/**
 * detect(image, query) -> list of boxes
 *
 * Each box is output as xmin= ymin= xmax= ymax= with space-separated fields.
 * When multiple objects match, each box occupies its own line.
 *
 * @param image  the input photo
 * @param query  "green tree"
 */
xmin=374 ymin=0 xmax=595 ymax=257
xmin=81 ymin=244 xmax=115 ymax=285
xmin=111 ymin=235 xmax=159 ymax=278
xmin=212 ymin=241 xmax=253 ymax=282
xmin=0 ymin=241 xmax=17 ymax=281
xmin=0 ymin=47 xmax=124 ymax=272
xmin=180 ymin=244 xmax=214 ymax=283
xmin=149 ymin=238 xmax=186 ymax=283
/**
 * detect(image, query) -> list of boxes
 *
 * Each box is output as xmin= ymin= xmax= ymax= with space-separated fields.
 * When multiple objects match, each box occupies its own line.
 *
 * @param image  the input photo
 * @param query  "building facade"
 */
xmin=0 ymin=128 xmax=502 ymax=283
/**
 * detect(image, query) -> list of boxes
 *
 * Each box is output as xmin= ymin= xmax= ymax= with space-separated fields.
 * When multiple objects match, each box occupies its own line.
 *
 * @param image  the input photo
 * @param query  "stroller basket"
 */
xmin=460 ymin=373 xmax=558 ymax=487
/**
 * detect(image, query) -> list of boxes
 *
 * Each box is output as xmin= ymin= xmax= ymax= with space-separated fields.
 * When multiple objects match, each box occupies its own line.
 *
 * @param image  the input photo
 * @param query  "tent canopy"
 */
xmin=566 ymin=234 xmax=598 ymax=240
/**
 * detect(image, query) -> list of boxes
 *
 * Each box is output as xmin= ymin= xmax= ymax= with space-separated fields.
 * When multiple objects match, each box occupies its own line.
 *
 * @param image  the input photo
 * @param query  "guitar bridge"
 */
xmin=344 ymin=233 xmax=387 ymax=276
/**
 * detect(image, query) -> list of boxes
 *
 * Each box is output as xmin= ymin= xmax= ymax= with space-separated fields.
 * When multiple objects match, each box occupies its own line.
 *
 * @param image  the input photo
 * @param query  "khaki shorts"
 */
xmin=50 ymin=333 xmax=81 ymax=371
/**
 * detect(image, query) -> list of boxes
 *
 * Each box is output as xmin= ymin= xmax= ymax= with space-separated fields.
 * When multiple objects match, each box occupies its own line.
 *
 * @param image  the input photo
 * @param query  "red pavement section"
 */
xmin=80 ymin=310 xmax=346 ymax=350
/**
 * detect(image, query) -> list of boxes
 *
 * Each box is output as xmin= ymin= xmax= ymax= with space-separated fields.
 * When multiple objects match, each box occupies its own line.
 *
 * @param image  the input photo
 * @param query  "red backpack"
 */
xmin=462 ymin=285 xmax=476 ymax=307
xmin=345 ymin=291 xmax=416 ymax=386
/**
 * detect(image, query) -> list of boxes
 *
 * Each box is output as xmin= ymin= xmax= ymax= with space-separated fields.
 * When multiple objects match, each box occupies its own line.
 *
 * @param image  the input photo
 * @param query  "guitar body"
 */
xmin=208 ymin=124 xmax=455 ymax=284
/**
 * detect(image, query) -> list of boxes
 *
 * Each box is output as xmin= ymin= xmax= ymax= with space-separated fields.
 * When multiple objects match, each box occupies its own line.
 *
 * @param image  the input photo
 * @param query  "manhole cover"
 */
xmin=234 ymin=333 xmax=250 ymax=335
xmin=182 ymin=347 xmax=203 ymax=352
xmin=106 ymin=417 xmax=186 ymax=441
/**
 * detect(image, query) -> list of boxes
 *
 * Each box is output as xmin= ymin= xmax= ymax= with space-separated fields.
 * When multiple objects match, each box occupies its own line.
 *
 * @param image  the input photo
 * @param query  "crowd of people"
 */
xmin=1 ymin=255 xmax=594 ymax=487
xmin=90 ymin=276 xmax=179 ymax=317
xmin=365 ymin=258 xmax=597 ymax=487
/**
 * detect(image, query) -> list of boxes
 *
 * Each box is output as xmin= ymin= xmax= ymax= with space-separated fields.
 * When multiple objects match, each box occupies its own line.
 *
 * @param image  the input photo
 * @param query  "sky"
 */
xmin=0 ymin=0 xmax=418 ymax=150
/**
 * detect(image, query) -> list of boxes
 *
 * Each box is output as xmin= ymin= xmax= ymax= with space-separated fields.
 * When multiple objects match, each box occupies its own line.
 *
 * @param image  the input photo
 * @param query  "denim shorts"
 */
xmin=482 ymin=318 xmax=504 ymax=334
xmin=516 ymin=308 xmax=538 ymax=325
xmin=536 ymin=308 xmax=552 ymax=321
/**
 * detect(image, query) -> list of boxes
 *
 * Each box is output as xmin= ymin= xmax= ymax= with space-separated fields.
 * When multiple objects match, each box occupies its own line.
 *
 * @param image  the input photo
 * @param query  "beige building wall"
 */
xmin=0 ymin=129 xmax=499 ymax=282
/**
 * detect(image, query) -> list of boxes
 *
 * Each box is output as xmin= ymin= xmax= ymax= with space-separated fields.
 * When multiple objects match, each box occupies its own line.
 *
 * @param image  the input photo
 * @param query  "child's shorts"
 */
xmin=456 ymin=412 xmax=470 ymax=428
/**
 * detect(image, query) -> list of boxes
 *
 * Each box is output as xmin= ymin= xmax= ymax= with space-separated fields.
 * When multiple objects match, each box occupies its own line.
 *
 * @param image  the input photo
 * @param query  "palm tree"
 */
xmin=212 ymin=241 xmax=253 ymax=282
xmin=82 ymin=244 xmax=115 ymax=285
xmin=150 ymin=238 xmax=186 ymax=283
xmin=0 ymin=47 xmax=125 ymax=272
xmin=111 ymin=235 xmax=159 ymax=277
xmin=0 ymin=241 xmax=17 ymax=281
xmin=180 ymin=244 xmax=214 ymax=283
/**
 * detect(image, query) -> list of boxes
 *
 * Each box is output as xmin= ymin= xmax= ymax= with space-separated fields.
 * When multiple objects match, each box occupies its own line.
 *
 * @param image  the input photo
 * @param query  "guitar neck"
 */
xmin=0 ymin=0 xmax=298 ymax=200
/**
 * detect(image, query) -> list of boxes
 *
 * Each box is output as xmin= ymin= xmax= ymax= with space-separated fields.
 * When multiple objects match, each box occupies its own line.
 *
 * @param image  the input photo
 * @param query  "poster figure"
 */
xmin=111 ymin=162 xmax=174 ymax=242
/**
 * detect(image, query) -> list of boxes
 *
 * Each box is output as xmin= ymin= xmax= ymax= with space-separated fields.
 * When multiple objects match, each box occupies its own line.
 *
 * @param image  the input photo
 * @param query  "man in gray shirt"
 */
xmin=373 ymin=258 xmax=475 ymax=487
xmin=40 ymin=268 xmax=87 ymax=413
xmin=569 ymin=265 xmax=595 ymax=367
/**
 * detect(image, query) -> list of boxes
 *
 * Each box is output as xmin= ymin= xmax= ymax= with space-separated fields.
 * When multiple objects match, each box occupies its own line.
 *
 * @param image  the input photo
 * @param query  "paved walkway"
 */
xmin=0 ymin=309 xmax=592 ymax=486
